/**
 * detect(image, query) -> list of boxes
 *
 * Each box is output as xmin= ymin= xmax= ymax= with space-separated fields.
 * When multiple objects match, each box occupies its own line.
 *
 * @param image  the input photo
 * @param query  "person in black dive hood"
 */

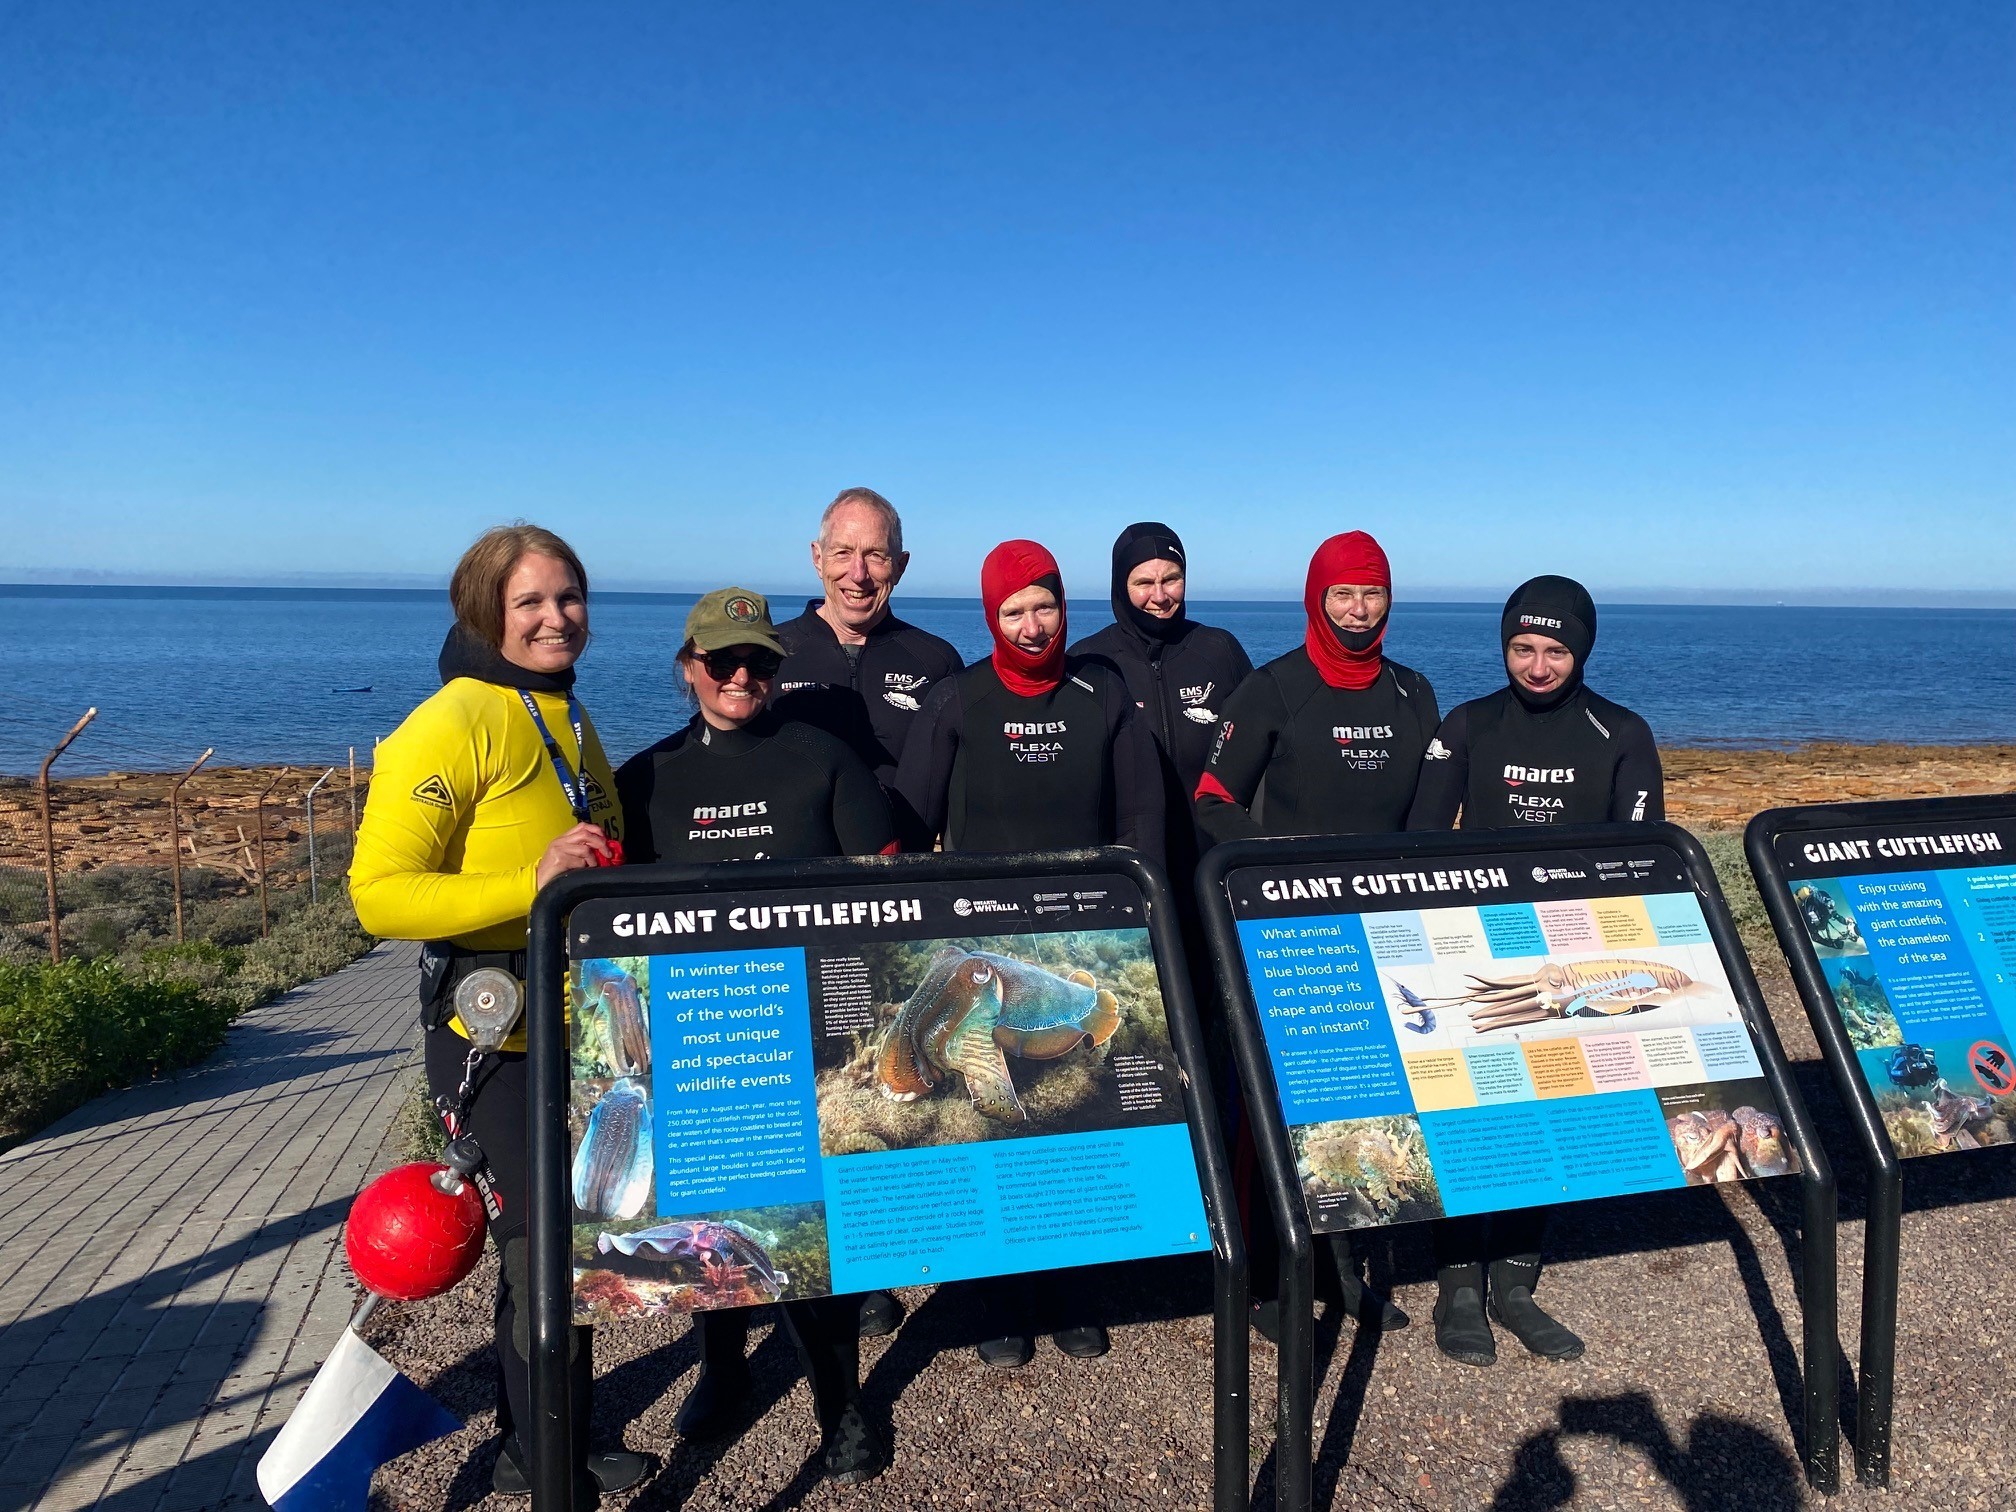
xmin=896 ymin=539 xmax=1164 ymax=1370
xmin=615 ymin=588 xmax=896 ymax=1486
xmin=1069 ymin=522 xmax=1252 ymax=877
xmin=1406 ymin=574 xmax=1665 ymax=1369
xmin=1194 ymin=530 xmax=1432 ymax=1342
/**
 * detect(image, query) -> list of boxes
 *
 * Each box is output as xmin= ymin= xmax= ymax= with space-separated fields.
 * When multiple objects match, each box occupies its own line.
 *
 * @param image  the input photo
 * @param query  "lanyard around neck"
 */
xmin=517 ymin=689 xmax=592 ymax=824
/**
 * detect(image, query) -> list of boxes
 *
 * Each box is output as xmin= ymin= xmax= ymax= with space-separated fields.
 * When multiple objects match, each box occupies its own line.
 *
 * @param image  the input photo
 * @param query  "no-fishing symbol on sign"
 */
xmin=1968 ymin=1041 xmax=2016 ymax=1098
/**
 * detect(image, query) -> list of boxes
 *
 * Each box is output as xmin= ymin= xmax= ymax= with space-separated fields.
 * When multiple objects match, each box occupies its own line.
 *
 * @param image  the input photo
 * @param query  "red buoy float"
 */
xmin=344 ymin=1162 xmax=486 ymax=1301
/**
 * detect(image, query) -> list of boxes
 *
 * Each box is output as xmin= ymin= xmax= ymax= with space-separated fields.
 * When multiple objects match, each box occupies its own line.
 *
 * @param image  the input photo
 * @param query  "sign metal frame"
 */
xmin=1746 ymin=792 xmax=2016 ymax=1489
xmin=1198 ymin=821 xmax=1841 ymax=1511
xmin=524 ymin=849 xmax=1249 ymax=1512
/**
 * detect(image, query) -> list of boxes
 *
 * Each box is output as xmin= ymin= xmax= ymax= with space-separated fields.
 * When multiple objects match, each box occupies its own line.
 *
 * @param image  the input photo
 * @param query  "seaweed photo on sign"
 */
xmin=811 ymin=928 xmax=1183 ymax=1154
xmin=1294 ymin=1114 xmax=1443 ymax=1231
xmin=572 ymin=1201 xmax=831 ymax=1322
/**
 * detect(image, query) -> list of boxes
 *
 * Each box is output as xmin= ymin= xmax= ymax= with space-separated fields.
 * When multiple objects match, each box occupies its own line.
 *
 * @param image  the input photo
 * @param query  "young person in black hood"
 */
xmin=1406 ymin=574 xmax=1665 ymax=1369
xmin=616 ymin=588 xmax=896 ymax=1485
xmin=1069 ymin=522 xmax=1252 ymax=877
xmin=1195 ymin=530 xmax=1433 ymax=1341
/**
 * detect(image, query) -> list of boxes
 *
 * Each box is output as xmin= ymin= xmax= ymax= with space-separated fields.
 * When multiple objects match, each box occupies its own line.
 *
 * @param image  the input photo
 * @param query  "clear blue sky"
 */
xmin=3 ymin=2 xmax=2011 ymax=601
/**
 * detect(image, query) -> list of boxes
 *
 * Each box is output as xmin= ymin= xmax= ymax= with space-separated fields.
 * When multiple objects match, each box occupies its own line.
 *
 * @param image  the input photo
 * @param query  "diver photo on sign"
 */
xmin=562 ymin=876 xmax=1212 ymax=1319
xmin=1225 ymin=841 xmax=1802 ymax=1233
xmin=1769 ymin=816 xmax=2016 ymax=1160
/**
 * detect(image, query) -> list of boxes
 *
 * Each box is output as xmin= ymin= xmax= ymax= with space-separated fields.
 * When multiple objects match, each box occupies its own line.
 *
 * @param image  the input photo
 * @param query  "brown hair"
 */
xmin=449 ymin=524 xmax=590 ymax=648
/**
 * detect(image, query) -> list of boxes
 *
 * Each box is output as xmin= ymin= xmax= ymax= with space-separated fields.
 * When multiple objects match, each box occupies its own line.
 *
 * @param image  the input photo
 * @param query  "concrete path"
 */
xmin=0 ymin=941 xmax=421 ymax=1512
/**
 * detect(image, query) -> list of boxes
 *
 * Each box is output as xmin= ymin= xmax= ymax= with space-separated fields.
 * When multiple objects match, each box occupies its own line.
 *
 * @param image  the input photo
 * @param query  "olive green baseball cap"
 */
xmin=684 ymin=587 xmax=787 ymax=655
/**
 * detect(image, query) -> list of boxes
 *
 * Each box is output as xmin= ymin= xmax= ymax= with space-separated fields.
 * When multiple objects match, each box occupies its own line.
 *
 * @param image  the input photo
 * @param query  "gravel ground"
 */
xmin=371 ymin=955 xmax=2016 ymax=1511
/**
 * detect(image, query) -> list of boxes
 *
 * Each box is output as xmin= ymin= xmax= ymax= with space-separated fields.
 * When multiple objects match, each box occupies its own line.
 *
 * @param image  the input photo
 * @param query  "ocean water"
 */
xmin=5 ymin=586 xmax=2014 ymax=775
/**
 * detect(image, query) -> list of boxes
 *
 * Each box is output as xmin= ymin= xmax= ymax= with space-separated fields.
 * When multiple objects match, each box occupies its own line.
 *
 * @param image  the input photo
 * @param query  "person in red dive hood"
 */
xmin=1195 ymin=529 xmax=1440 ymax=1341
xmin=895 ymin=538 xmax=1164 ymax=1368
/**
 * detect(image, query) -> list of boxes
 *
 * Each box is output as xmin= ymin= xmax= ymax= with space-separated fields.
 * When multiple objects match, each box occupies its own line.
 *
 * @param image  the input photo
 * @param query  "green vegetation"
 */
xmin=393 ymin=1066 xmax=448 ymax=1162
xmin=1690 ymin=826 xmax=1774 ymax=952
xmin=0 ymin=842 xmax=373 ymax=1147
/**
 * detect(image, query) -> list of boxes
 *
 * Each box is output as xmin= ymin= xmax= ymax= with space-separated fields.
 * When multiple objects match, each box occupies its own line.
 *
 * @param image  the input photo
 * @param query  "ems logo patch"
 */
xmin=412 ymin=775 xmax=453 ymax=809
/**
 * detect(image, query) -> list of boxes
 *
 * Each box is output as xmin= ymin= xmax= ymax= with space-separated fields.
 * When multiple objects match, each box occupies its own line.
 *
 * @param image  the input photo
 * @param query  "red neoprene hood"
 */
xmin=1303 ymin=531 xmax=1391 ymax=690
xmin=982 ymin=539 xmax=1067 ymax=696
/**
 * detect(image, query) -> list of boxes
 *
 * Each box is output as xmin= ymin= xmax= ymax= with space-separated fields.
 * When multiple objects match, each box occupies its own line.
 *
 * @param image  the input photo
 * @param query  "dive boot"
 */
xmin=1487 ymin=1258 xmax=1585 ymax=1361
xmin=492 ymin=1439 xmax=647 ymax=1499
xmin=821 ymin=1403 xmax=889 ymax=1485
xmin=1327 ymin=1236 xmax=1410 ymax=1330
xmin=857 ymin=1289 xmax=905 ymax=1339
xmin=1431 ymin=1264 xmax=1496 ymax=1367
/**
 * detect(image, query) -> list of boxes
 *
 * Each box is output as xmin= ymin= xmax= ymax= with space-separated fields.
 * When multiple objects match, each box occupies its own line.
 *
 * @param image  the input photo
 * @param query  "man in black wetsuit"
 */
xmin=773 ymin=488 xmax=963 ymax=824
xmin=615 ymin=587 xmax=897 ymax=1484
xmin=1070 ymin=522 xmax=1252 ymax=877
xmin=1406 ymin=574 xmax=1665 ymax=1369
xmin=896 ymin=538 xmax=1164 ymax=1368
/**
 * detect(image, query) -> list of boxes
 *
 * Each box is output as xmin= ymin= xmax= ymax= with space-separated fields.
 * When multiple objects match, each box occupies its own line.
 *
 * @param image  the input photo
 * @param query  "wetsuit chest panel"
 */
xmin=950 ymin=674 xmax=1113 ymax=853
xmin=775 ymin=608 xmax=961 ymax=779
xmin=1265 ymin=662 xmax=1429 ymax=836
xmin=628 ymin=733 xmax=845 ymax=863
xmin=1462 ymin=691 xmax=1624 ymax=828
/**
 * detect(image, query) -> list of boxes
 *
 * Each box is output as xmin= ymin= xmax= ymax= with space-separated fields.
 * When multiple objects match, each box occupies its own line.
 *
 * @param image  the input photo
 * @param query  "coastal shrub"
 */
xmin=393 ymin=1067 xmax=448 ymax=1162
xmin=1690 ymin=827 xmax=1774 ymax=951
xmin=0 ymin=956 xmax=236 ymax=1144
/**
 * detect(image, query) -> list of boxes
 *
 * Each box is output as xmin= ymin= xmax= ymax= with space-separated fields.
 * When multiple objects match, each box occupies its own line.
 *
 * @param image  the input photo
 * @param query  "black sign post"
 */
xmin=525 ymin=849 xmax=1249 ymax=1512
xmin=1199 ymin=822 xmax=1841 ymax=1510
xmin=1746 ymin=794 xmax=2016 ymax=1488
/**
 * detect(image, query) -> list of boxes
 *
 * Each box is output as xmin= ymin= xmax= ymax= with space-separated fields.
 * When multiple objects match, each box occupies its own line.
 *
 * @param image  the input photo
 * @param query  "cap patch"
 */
xmin=724 ymin=595 xmax=760 ymax=623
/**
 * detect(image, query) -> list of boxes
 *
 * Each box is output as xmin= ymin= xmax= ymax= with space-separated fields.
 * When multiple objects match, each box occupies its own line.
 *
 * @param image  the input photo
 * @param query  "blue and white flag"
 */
xmin=257 ymin=1327 xmax=460 ymax=1511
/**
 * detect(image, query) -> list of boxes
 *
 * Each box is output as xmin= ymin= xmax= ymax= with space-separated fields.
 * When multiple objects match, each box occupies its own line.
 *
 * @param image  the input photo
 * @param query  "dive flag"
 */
xmin=257 ymin=1328 xmax=460 ymax=1511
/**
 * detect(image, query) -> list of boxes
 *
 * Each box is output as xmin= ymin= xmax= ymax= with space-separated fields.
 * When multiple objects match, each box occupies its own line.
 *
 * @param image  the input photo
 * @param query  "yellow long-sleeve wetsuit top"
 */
xmin=351 ymin=677 xmax=624 ymax=1045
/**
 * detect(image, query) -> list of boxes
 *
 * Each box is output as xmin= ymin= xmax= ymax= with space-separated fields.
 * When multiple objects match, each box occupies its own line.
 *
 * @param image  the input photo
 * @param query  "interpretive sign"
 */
xmin=1759 ymin=808 xmax=2016 ymax=1158
xmin=561 ymin=870 xmax=1212 ymax=1318
xmin=1219 ymin=835 xmax=1802 ymax=1230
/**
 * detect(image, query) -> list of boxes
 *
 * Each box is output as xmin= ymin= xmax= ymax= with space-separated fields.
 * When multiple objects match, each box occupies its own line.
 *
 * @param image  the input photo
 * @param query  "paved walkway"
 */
xmin=0 ymin=941 xmax=421 ymax=1512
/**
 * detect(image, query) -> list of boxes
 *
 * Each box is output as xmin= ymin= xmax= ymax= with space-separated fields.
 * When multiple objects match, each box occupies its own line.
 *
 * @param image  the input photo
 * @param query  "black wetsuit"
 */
xmin=613 ymin=711 xmax=894 ymax=1438
xmin=1070 ymin=619 xmax=1251 ymax=872
xmin=895 ymin=658 xmax=1165 ymax=864
xmin=615 ymin=713 xmax=898 ymax=863
xmin=773 ymin=604 xmax=962 ymax=849
xmin=1198 ymin=651 xmax=1439 ymax=844
xmin=1405 ymin=686 xmax=1664 ymax=831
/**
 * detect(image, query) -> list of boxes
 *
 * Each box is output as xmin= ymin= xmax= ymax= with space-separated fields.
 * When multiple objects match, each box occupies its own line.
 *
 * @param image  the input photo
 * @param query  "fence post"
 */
xmin=168 ymin=748 xmax=215 ymax=944
xmin=305 ymin=768 xmax=335 ymax=904
xmin=36 ymin=708 xmax=98 ymax=965
xmin=256 ymin=766 xmax=291 ymax=937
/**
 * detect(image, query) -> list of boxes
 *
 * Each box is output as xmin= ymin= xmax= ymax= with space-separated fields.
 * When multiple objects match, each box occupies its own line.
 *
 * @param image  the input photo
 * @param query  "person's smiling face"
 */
xmin=1323 ymin=583 xmax=1389 ymax=633
xmin=681 ymin=644 xmax=778 ymax=729
xmin=1127 ymin=558 xmax=1186 ymax=619
xmin=499 ymin=553 xmax=588 ymax=672
xmin=996 ymin=584 xmax=1061 ymax=654
xmin=811 ymin=500 xmax=908 ymax=640
xmin=1506 ymin=633 xmax=1575 ymax=696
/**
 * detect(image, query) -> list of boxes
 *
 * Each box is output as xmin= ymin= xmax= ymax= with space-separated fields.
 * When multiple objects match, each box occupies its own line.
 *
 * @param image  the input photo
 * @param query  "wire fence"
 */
xmin=0 ymin=708 xmax=375 ymax=966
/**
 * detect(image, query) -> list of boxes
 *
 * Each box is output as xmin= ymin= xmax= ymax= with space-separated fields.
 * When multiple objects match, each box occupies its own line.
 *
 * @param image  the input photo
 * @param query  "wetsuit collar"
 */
xmin=437 ymin=623 xmax=576 ymax=693
xmin=691 ymin=709 xmax=779 ymax=755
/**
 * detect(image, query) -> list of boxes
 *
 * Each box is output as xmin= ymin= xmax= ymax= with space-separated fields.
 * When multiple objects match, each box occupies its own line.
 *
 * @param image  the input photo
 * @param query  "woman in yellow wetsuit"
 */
xmin=351 ymin=524 xmax=643 ymax=1504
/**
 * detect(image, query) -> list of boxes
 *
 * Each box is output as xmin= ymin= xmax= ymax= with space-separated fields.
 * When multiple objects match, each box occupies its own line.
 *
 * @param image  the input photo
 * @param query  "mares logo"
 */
xmin=1518 ymin=614 xmax=1563 ymax=630
xmin=693 ymin=801 xmax=769 ymax=824
xmin=1503 ymin=764 xmax=1575 ymax=786
xmin=1332 ymin=726 xmax=1394 ymax=742
xmin=1424 ymin=739 xmax=1452 ymax=761
xmin=1004 ymin=719 xmax=1066 ymax=763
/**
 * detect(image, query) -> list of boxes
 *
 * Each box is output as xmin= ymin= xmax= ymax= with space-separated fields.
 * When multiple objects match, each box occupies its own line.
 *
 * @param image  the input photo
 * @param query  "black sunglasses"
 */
xmin=698 ymin=646 xmax=783 ymax=681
